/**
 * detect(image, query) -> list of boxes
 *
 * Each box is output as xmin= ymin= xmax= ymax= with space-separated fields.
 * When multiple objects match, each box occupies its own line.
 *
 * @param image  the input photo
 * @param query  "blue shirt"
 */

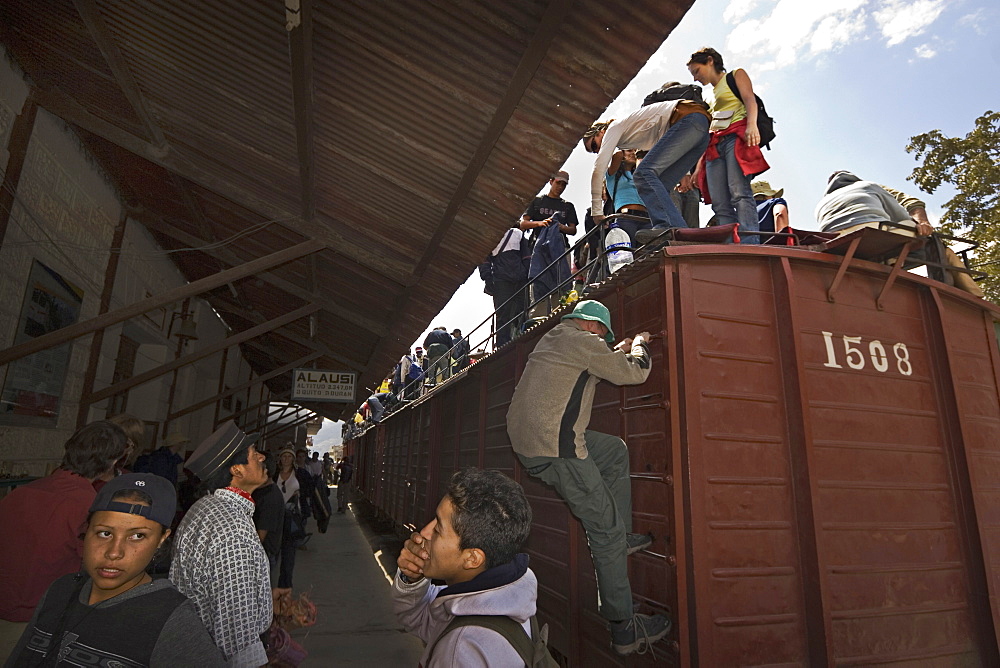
xmin=606 ymin=170 xmax=643 ymax=211
xmin=756 ymin=196 xmax=787 ymax=233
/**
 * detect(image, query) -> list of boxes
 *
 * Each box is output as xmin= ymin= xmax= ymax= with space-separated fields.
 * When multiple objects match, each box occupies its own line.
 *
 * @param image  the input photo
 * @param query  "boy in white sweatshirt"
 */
xmin=393 ymin=469 xmax=536 ymax=667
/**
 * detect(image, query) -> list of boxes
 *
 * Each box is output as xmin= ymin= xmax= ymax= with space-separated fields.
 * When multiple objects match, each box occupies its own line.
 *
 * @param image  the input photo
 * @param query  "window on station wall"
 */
xmin=107 ymin=335 xmax=139 ymax=415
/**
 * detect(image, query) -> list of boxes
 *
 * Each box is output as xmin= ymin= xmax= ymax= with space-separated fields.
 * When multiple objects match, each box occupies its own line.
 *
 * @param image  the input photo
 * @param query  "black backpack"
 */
xmin=427 ymin=614 xmax=559 ymax=667
xmin=642 ymin=82 xmax=708 ymax=110
xmin=725 ymin=71 xmax=776 ymax=150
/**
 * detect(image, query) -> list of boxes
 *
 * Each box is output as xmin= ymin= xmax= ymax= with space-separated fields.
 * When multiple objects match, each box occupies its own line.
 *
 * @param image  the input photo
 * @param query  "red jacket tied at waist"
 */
xmin=696 ymin=118 xmax=770 ymax=205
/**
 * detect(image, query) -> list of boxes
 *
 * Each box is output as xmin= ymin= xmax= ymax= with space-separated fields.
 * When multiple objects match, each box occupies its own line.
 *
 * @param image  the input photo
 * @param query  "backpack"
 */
xmin=427 ymin=614 xmax=558 ymax=668
xmin=725 ymin=71 xmax=776 ymax=150
xmin=642 ymin=82 xmax=707 ymax=109
xmin=406 ymin=355 xmax=424 ymax=382
xmin=480 ymin=228 xmax=532 ymax=294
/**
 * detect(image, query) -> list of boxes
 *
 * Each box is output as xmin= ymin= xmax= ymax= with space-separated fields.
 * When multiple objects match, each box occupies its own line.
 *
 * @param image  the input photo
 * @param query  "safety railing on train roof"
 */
xmin=346 ymin=217 xmax=623 ymax=436
xmin=342 ymin=214 xmax=986 ymax=438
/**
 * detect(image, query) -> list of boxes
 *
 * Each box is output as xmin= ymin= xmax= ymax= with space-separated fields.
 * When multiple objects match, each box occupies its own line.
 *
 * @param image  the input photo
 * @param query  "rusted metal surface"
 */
xmin=0 ymin=0 xmax=696 ymax=414
xmin=348 ymin=245 xmax=1000 ymax=666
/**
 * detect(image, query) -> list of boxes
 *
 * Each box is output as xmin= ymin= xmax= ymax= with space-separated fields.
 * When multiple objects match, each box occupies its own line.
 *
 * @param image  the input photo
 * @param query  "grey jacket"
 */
xmin=815 ymin=171 xmax=912 ymax=233
xmin=507 ymin=321 xmax=651 ymax=459
xmin=393 ymin=557 xmax=537 ymax=668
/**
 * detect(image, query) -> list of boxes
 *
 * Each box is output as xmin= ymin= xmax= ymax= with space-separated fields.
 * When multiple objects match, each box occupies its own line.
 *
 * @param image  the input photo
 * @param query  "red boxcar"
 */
xmin=348 ymin=241 xmax=1000 ymax=666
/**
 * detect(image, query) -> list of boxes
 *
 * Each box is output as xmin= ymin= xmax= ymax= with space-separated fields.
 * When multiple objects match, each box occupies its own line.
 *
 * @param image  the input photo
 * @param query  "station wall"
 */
xmin=0 ymin=48 xmax=256 ymax=475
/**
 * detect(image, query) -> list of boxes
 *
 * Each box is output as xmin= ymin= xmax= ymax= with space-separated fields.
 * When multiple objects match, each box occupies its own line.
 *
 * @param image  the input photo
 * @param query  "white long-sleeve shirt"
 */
xmin=589 ymin=100 xmax=680 ymax=214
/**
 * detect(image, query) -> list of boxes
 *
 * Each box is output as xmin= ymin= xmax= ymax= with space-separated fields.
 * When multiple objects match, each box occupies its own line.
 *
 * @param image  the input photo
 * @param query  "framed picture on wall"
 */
xmin=0 ymin=260 xmax=84 ymax=428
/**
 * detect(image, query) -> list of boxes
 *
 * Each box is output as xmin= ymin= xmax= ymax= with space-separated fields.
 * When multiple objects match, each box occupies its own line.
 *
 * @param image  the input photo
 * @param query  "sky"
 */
xmin=317 ymin=0 xmax=1000 ymax=438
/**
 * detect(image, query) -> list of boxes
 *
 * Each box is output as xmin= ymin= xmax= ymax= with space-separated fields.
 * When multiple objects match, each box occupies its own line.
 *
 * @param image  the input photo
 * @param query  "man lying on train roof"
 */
xmin=506 ymin=299 xmax=671 ymax=656
xmin=394 ymin=468 xmax=545 ymax=667
xmin=815 ymin=170 xmax=983 ymax=297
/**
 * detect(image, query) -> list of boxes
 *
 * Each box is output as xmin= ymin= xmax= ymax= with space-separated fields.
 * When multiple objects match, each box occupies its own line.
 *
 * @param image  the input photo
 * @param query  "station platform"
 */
xmin=285 ymin=489 xmax=424 ymax=665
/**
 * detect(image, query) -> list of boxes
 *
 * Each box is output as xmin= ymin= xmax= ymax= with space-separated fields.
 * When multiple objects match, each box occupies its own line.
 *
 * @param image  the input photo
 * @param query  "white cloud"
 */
xmin=723 ymin=0 xmax=762 ymax=24
xmin=725 ymin=0 xmax=867 ymax=70
xmin=809 ymin=12 xmax=869 ymax=56
xmin=723 ymin=0 xmax=948 ymax=71
xmin=913 ymin=43 xmax=936 ymax=59
xmin=958 ymin=9 xmax=988 ymax=35
xmin=874 ymin=0 xmax=946 ymax=46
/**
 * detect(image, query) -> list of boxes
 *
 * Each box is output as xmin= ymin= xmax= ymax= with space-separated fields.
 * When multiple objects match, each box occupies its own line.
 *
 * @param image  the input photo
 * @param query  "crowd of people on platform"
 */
xmin=0 ymin=416 xmax=348 ymax=667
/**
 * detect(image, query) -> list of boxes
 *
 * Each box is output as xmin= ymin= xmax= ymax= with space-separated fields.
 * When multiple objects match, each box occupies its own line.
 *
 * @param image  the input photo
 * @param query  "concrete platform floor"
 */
xmin=286 ymin=490 xmax=424 ymax=665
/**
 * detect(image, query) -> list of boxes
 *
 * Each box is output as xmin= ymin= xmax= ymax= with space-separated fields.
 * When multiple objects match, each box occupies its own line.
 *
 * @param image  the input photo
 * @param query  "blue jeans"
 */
xmin=705 ymin=133 xmax=759 ymax=244
xmin=633 ymin=113 xmax=709 ymax=230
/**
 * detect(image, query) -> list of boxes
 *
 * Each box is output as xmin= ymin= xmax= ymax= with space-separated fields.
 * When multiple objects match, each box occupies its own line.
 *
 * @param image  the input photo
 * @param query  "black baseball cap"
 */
xmin=89 ymin=473 xmax=177 ymax=527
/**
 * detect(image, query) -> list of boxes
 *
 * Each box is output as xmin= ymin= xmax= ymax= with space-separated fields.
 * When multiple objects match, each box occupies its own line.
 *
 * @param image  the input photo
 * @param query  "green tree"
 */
xmin=907 ymin=110 xmax=1000 ymax=302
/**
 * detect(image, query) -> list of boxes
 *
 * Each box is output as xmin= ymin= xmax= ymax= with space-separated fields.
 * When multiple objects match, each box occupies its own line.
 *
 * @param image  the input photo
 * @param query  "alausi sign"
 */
xmin=291 ymin=369 xmax=355 ymax=402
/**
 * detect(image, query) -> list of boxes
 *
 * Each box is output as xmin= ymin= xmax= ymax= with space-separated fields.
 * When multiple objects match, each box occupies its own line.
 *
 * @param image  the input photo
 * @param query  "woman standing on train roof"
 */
xmin=6 ymin=473 xmax=224 ymax=667
xmin=687 ymin=47 xmax=770 ymax=244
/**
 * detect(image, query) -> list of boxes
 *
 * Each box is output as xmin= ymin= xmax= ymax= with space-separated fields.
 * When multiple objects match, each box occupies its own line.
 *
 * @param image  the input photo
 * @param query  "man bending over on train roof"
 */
xmin=506 ymin=299 xmax=670 ymax=656
xmin=394 ymin=468 xmax=539 ymax=667
xmin=583 ymin=98 xmax=710 ymax=246
xmin=815 ymin=170 xmax=983 ymax=297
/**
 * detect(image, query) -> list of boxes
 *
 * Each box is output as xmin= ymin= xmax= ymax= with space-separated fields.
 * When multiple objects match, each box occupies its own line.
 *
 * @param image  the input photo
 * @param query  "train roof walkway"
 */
xmin=286 ymin=490 xmax=423 ymax=665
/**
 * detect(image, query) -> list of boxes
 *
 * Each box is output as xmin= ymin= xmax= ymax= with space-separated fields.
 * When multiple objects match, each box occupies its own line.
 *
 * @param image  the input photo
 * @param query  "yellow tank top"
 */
xmin=709 ymin=72 xmax=746 ymax=124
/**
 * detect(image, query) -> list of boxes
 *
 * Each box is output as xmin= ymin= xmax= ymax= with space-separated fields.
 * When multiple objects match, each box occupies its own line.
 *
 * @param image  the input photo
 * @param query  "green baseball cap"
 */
xmin=561 ymin=300 xmax=615 ymax=343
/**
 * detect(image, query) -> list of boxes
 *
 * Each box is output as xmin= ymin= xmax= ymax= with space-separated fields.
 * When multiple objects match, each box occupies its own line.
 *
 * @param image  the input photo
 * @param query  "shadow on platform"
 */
xmin=286 ymin=487 xmax=424 ymax=665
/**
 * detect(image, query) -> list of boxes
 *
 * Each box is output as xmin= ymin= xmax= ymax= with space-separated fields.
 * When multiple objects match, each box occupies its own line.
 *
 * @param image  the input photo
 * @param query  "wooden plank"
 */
xmin=0 ymin=92 xmax=38 ymax=249
xmin=76 ymin=210 xmax=129 ymax=428
xmin=137 ymin=215 xmax=385 ymax=335
xmin=213 ymin=347 xmax=229 ymax=427
xmin=84 ymin=303 xmax=320 ymax=404
xmin=262 ymin=413 xmax=316 ymax=440
xmin=0 ymin=240 xmax=322 ymax=366
xmin=32 ymin=87 xmax=411 ymax=283
xmin=222 ymin=393 xmax=290 ymax=429
xmin=71 ymin=0 xmax=168 ymax=147
xmin=287 ymin=0 xmax=315 ymax=220
xmin=207 ymin=295 xmax=361 ymax=370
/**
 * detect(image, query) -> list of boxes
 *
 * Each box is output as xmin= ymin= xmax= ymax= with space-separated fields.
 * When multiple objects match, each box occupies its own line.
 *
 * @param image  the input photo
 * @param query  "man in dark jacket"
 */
xmin=450 ymin=329 xmax=470 ymax=372
xmin=423 ymin=327 xmax=454 ymax=385
xmin=479 ymin=226 xmax=531 ymax=347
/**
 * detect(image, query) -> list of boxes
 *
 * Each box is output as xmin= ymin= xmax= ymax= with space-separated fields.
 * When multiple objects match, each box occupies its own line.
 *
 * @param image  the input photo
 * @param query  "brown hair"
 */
xmin=106 ymin=413 xmax=145 ymax=461
xmin=62 ymin=421 xmax=130 ymax=480
xmin=582 ymin=120 xmax=612 ymax=140
xmin=688 ymin=47 xmax=725 ymax=73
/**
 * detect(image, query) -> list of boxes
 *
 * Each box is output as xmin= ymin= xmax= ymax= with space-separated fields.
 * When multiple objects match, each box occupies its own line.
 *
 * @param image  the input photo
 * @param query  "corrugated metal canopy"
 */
xmin=0 ymin=0 xmax=695 ymax=419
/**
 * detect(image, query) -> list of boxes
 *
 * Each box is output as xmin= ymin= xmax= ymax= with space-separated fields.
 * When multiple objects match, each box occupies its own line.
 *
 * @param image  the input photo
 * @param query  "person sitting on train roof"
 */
xmin=752 ymin=180 xmax=789 ymax=239
xmin=394 ymin=468 xmax=544 ymax=667
xmin=506 ymin=299 xmax=671 ymax=656
xmin=582 ymin=96 xmax=710 ymax=248
xmin=815 ymin=170 xmax=983 ymax=297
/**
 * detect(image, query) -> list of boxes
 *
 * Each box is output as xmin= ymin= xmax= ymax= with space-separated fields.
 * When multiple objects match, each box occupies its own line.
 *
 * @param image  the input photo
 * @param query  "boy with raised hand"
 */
xmin=393 ymin=468 xmax=536 ymax=667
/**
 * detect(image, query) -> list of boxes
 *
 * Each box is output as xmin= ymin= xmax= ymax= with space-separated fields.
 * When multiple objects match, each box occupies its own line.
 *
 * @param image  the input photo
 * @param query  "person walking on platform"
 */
xmin=336 ymin=456 xmax=354 ymax=513
xmin=506 ymin=300 xmax=671 ymax=656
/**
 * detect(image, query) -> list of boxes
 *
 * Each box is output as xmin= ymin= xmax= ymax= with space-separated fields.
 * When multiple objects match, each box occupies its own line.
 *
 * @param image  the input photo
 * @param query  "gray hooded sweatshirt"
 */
xmin=815 ymin=171 xmax=912 ymax=233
